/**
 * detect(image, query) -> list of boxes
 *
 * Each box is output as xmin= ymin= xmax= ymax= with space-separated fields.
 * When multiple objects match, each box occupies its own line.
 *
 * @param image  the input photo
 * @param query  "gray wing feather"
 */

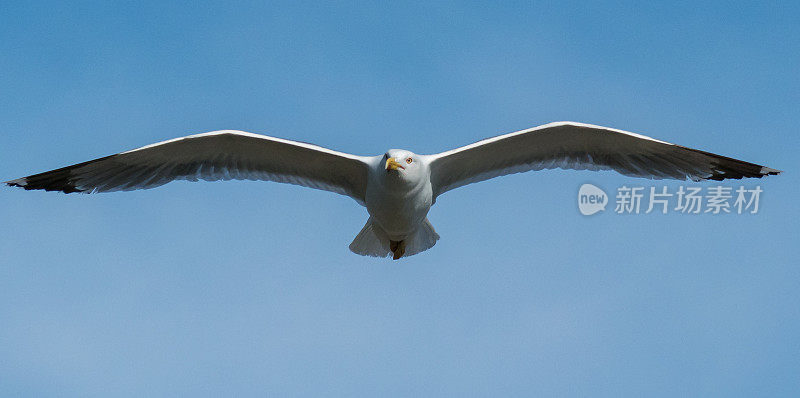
xmin=427 ymin=122 xmax=781 ymax=199
xmin=6 ymin=130 xmax=370 ymax=204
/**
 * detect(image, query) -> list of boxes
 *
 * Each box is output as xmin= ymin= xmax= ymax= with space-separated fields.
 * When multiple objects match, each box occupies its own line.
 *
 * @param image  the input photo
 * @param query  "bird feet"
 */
xmin=389 ymin=240 xmax=406 ymax=260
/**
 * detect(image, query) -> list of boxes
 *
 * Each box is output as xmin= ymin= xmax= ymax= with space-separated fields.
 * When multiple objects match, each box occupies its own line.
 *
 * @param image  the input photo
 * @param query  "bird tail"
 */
xmin=403 ymin=218 xmax=440 ymax=257
xmin=349 ymin=217 xmax=439 ymax=258
xmin=349 ymin=217 xmax=391 ymax=257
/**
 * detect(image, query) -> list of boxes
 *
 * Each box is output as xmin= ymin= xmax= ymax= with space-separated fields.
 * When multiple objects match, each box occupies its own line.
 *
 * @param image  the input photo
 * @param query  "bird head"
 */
xmin=383 ymin=149 xmax=425 ymax=184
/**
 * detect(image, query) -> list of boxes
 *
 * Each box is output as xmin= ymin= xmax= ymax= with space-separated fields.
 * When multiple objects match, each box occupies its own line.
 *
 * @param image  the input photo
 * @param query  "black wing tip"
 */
xmin=704 ymin=166 xmax=782 ymax=181
xmin=671 ymin=144 xmax=782 ymax=181
xmin=4 ymin=154 xmax=120 ymax=194
xmin=5 ymin=179 xmax=32 ymax=190
xmin=5 ymin=176 xmax=88 ymax=194
xmin=761 ymin=167 xmax=782 ymax=176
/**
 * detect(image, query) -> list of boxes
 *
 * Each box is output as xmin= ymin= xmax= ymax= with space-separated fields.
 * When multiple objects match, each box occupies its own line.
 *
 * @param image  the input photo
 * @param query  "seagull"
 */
xmin=6 ymin=121 xmax=781 ymax=259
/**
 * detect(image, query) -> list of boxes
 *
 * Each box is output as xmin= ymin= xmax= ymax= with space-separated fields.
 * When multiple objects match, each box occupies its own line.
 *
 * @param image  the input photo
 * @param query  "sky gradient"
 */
xmin=1 ymin=2 xmax=798 ymax=396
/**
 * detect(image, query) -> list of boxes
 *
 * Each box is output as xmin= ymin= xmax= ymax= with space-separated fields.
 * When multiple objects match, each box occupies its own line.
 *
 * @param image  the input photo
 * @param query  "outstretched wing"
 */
xmin=6 ymin=130 xmax=371 ymax=204
xmin=427 ymin=122 xmax=781 ymax=199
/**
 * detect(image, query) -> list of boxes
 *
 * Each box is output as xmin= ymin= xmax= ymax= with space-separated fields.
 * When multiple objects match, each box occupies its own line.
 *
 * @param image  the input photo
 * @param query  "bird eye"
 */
xmin=406 ymin=157 xmax=413 ymax=164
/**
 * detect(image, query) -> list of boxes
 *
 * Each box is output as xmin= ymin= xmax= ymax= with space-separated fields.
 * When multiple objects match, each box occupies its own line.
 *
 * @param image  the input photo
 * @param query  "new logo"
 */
xmin=578 ymin=183 xmax=608 ymax=215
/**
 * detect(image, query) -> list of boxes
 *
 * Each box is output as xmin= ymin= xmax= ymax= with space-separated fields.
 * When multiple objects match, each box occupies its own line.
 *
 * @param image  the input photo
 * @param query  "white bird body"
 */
xmin=365 ymin=150 xmax=433 ymax=240
xmin=365 ymin=168 xmax=432 ymax=240
xmin=6 ymin=121 xmax=781 ymax=259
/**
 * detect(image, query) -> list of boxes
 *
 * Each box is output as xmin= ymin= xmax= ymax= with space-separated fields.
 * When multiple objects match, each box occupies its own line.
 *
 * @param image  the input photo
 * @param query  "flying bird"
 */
xmin=6 ymin=122 xmax=781 ymax=259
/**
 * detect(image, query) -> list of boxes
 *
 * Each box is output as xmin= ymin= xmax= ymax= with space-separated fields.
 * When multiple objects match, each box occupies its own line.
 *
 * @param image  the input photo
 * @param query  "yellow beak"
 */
xmin=385 ymin=157 xmax=405 ymax=171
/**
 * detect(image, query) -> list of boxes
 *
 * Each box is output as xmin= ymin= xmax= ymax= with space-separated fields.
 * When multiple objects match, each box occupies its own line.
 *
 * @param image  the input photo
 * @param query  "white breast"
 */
xmin=365 ymin=170 xmax=433 ymax=240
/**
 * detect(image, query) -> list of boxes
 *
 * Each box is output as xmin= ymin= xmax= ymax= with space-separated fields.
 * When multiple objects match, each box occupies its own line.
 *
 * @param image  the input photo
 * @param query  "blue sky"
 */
xmin=1 ymin=1 xmax=798 ymax=396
